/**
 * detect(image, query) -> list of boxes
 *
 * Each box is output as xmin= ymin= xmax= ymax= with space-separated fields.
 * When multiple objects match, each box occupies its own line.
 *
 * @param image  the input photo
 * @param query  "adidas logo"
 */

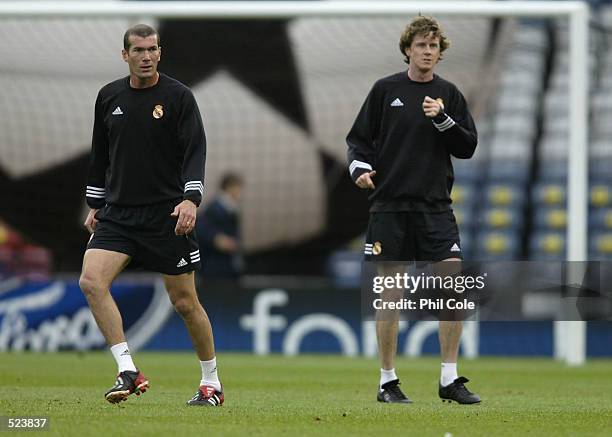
xmin=120 ymin=349 xmax=130 ymax=356
xmin=112 ymin=106 xmax=123 ymax=115
xmin=390 ymin=98 xmax=404 ymax=107
xmin=176 ymin=258 xmax=188 ymax=267
xmin=450 ymin=243 xmax=461 ymax=252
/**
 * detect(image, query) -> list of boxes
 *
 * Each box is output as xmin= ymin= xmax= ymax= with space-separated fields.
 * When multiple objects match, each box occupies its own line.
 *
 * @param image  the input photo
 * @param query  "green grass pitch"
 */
xmin=1 ymin=353 xmax=611 ymax=436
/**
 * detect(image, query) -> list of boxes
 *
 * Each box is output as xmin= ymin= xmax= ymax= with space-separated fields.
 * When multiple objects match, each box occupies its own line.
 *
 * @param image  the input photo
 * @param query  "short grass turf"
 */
xmin=1 ymin=353 xmax=611 ymax=436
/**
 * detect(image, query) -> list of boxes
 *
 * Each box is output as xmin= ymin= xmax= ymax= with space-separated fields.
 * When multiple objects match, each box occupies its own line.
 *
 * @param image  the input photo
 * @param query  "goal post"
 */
xmin=0 ymin=1 xmax=590 ymax=364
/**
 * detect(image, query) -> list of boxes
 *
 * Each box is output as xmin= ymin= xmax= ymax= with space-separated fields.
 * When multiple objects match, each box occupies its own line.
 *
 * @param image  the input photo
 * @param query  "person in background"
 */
xmin=197 ymin=173 xmax=244 ymax=280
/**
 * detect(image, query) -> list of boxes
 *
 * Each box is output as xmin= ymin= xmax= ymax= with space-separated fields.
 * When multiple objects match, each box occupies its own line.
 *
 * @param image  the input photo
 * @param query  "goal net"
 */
xmin=0 ymin=1 xmax=591 ymax=363
xmin=0 ymin=1 xmax=587 ymax=262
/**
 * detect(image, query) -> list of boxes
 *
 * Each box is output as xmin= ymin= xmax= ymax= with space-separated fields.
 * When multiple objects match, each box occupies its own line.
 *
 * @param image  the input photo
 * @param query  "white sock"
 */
xmin=200 ymin=357 xmax=221 ymax=391
xmin=440 ymin=362 xmax=458 ymax=387
xmin=110 ymin=342 xmax=137 ymax=373
xmin=380 ymin=368 xmax=398 ymax=389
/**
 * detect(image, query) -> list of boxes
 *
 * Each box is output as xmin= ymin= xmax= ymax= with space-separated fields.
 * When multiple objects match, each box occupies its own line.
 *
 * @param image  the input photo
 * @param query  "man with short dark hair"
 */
xmin=80 ymin=24 xmax=223 ymax=406
xmin=197 ymin=173 xmax=243 ymax=280
xmin=347 ymin=16 xmax=480 ymax=404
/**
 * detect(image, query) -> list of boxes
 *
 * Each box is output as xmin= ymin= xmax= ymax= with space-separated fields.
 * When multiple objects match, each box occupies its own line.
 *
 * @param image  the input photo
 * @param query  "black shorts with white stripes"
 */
xmin=87 ymin=200 xmax=201 ymax=275
xmin=364 ymin=210 xmax=463 ymax=262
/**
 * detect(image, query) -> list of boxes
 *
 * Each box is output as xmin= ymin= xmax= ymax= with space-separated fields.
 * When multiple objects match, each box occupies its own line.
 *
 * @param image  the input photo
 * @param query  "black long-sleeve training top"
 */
xmin=346 ymin=72 xmax=477 ymax=212
xmin=86 ymin=73 xmax=206 ymax=209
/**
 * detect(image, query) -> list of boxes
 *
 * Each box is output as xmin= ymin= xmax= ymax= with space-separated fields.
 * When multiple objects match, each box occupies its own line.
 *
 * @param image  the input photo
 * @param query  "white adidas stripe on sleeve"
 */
xmin=184 ymin=181 xmax=204 ymax=195
xmin=86 ymin=186 xmax=106 ymax=199
xmin=349 ymin=160 xmax=373 ymax=176
xmin=432 ymin=115 xmax=456 ymax=132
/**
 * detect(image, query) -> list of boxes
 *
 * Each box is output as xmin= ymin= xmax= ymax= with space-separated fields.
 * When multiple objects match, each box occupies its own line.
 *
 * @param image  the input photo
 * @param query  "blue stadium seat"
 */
xmin=492 ymin=113 xmax=537 ymax=140
xmin=529 ymin=231 xmax=566 ymax=261
xmin=453 ymin=159 xmax=484 ymax=184
xmin=487 ymin=160 xmax=530 ymax=183
xmin=589 ymin=157 xmax=612 ymax=183
xmin=532 ymin=182 xmax=566 ymax=206
xmin=590 ymin=184 xmax=612 ymax=208
xmin=589 ymin=232 xmax=612 ymax=260
xmin=458 ymin=231 xmax=473 ymax=259
xmin=475 ymin=231 xmax=521 ymax=260
xmin=451 ymin=183 xmax=476 ymax=207
xmin=481 ymin=207 xmax=524 ymax=230
xmin=534 ymin=208 xmax=567 ymax=230
xmin=589 ymin=208 xmax=612 ymax=230
xmin=453 ymin=206 xmax=474 ymax=231
xmin=538 ymin=159 xmax=567 ymax=181
xmin=327 ymin=250 xmax=362 ymax=288
xmin=483 ymin=183 xmax=526 ymax=207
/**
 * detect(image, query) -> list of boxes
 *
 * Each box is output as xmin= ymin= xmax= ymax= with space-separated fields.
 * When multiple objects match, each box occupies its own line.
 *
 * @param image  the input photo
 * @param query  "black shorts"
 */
xmin=364 ymin=210 xmax=462 ymax=262
xmin=87 ymin=201 xmax=201 ymax=275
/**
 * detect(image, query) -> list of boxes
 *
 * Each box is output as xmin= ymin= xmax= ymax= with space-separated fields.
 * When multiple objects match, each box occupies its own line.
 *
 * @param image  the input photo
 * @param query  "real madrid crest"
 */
xmin=373 ymin=241 xmax=382 ymax=255
xmin=153 ymin=104 xmax=164 ymax=119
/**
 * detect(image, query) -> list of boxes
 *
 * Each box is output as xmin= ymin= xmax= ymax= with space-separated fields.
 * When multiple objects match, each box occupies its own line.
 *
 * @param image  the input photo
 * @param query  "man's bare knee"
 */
xmin=79 ymin=272 xmax=107 ymax=299
xmin=80 ymin=249 xmax=129 ymax=299
xmin=172 ymin=294 xmax=201 ymax=319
